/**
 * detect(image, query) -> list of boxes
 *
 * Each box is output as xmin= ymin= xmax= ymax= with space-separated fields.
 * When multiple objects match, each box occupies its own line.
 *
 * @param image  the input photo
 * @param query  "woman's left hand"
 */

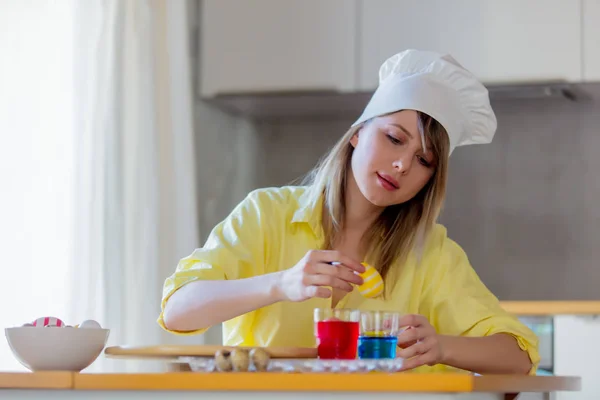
xmin=396 ymin=314 xmax=445 ymax=371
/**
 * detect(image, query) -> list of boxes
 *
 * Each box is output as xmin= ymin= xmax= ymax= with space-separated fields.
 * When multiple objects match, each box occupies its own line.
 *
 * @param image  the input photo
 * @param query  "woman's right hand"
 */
xmin=274 ymin=250 xmax=366 ymax=302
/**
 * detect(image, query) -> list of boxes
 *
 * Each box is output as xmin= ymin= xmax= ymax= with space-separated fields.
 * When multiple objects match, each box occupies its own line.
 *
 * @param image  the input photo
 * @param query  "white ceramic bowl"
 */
xmin=5 ymin=327 xmax=110 ymax=372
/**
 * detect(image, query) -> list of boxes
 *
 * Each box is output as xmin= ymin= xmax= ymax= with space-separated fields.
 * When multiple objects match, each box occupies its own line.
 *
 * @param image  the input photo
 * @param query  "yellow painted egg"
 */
xmin=357 ymin=262 xmax=384 ymax=298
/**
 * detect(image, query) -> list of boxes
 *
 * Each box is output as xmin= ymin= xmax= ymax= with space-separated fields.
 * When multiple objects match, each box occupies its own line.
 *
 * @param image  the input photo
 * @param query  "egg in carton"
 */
xmin=213 ymin=347 xmax=271 ymax=372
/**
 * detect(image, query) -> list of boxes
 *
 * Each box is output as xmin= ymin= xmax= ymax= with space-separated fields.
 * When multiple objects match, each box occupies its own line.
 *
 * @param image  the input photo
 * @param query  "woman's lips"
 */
xmin=376 ymin=172 xmax=399 ymax=191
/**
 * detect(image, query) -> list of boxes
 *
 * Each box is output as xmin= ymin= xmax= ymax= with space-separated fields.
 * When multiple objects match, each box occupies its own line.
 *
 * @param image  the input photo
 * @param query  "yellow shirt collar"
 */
xmin=290 ymin=188 xmax=324 ymax=241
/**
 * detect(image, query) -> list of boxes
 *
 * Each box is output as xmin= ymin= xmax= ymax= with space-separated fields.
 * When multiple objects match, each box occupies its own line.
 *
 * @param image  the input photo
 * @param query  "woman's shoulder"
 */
xmin=240 ymin=185 xmax=310 ymax=212
xmin=204 ymin=185 xmax=312 ymax=250
xmin=245 ymin=185 xmax=309 ymax=203
xmin=415 ymin=224 xmax=487 ymax=299
xmin=233 ymin=185 xmax=312 ymax=221
xmin=420 ymin=223 xmax=471 ymax=271
xmin=421 ymin=223 xmax=451 ymax=252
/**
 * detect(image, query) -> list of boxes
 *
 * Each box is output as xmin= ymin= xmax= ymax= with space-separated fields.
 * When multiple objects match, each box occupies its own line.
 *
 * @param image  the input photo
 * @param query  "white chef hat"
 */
xmin=352 ymin=49 xmax=497 ymax=156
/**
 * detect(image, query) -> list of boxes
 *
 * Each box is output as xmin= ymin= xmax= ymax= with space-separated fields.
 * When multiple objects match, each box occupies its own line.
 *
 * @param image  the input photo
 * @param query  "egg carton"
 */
xmin=179 ymin=356 xmax=404 ymax=373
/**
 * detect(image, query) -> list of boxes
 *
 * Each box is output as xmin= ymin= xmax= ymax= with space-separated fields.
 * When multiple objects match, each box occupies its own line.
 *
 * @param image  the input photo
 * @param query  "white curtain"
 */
xmin=1 ymin=0 xmax=199 ymax=373
xmin=0 ymin=0 xmax=75 ymax=372
xmin=70 ymin=0 xmax=201 ymax=372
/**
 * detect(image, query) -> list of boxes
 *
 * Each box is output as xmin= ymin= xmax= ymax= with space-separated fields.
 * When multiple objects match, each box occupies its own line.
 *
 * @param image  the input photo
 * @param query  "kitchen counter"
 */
xmin=0 ymin=372 xmax=581 ymax=399
xmin=499 ymin=301 xmax=600 ymax=316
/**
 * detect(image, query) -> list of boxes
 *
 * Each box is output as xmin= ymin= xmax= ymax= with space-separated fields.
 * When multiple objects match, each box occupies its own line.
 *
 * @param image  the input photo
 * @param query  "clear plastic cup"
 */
xmin=314 ymin=308 xmax=360 ymax=360
xmin=358 ymin=310 xmax=402 ymax=359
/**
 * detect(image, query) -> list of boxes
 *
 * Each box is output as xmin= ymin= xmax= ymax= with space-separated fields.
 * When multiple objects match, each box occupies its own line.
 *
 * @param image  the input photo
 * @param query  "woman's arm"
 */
xmin=162 ymin=273 xmax=282 ymax=332
xmin=163 ymin=249 xmax=365 ymax=332
xmin=158 ymin=188 xmax=365 ymax=333
xmin=439 ymin=333 xmax=532 ymax=374
xmin=158 ymin=189 xmax=274 ymax=335
xmin=412 ymin=227 xmax=540 ymax=375
xmin=396 ymin=314 xmax=533 ymax=374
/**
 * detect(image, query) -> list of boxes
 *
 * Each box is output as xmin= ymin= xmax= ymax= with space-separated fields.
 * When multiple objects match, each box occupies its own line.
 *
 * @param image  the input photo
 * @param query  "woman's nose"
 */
xmin=393 ymin=156 xmax=412 ymax=174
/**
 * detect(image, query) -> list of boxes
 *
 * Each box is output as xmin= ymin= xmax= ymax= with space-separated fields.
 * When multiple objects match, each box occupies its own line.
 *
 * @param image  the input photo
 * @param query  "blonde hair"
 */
xmin=302 ymin=112 xmax=450 ymax=296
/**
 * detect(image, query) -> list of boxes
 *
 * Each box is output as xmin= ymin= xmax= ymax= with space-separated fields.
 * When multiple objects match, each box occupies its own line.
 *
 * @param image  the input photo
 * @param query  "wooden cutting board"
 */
xmin=104 ymin=345 xmax=317 ymax=359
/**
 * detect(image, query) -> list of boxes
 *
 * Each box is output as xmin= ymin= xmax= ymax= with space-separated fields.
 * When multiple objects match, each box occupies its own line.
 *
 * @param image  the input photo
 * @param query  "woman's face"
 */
xmin=350 ymin=110 xmax=436 ymax=208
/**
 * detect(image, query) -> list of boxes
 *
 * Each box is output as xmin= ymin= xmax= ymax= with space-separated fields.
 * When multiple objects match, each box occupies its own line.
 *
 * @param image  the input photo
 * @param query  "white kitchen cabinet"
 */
xmin=554 ymin=315 xmax=600 ymax=399
xmin=200 ymin=0 xmax=358 ymax=97
xmin=358 ymin=0 xmax=583 ymax=90
xmin=584 ymin=0 xmax=600 ymax=81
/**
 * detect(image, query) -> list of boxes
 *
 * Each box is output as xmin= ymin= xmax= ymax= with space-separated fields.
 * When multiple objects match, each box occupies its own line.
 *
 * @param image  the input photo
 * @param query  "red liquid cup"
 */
xmin=314 ymin=308 xmax=360 ymax=360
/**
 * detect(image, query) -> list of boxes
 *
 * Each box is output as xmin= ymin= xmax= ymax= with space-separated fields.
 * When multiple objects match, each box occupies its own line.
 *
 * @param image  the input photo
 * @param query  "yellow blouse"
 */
xmin=158 ymin=186 xmax=540 ymax=374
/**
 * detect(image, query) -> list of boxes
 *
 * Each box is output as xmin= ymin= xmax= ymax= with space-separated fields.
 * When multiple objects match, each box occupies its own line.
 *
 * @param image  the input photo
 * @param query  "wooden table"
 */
xmin=0 ymin=372 xmax=581 ymax=400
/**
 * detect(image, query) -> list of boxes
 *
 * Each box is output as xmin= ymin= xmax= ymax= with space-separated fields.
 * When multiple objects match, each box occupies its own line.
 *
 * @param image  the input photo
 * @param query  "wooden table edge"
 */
xmin=473 ymin=375 xmax=582 ymax=392
xmin=0 ymin=371 xmax=74 ymax=389
xmin=0 ymin=372 xmax=581 ymax=393
xmin=71 ymin=373 xmax=581 ymax=393
xmin=73 ymin=372 xmax=474 ymax=392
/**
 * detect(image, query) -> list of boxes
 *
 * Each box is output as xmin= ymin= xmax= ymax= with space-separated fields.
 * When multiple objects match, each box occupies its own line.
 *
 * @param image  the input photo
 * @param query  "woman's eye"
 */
xmin=387 ymin=134 xmax=402 ymax=145
xmin=417 ymin=156 xmax=432 ymax=167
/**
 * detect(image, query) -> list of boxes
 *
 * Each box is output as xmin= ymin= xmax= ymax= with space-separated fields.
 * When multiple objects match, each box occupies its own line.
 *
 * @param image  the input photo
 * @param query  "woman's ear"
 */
xmin=350 ymin=130 xmax=359 ymax=148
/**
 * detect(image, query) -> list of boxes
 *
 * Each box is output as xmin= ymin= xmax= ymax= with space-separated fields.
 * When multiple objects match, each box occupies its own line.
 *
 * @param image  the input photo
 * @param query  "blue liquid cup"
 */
xmin=358 ymin=311 xmax=401 ymax=359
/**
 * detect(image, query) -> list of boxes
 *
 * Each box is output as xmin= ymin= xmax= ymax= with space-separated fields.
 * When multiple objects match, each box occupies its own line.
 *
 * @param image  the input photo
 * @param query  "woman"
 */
xmin=158 ymin=49 xmax=540 ymax=375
